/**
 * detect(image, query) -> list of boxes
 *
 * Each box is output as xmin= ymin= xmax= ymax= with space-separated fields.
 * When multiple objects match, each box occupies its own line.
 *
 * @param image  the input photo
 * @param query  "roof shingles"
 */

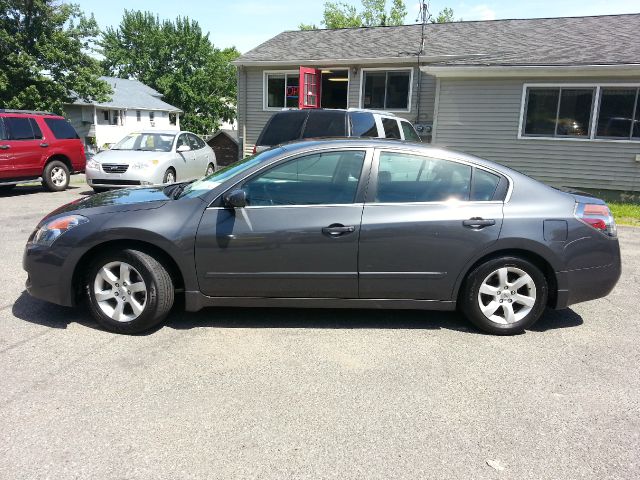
xmin=74 ymin=77 xmax=181 ymax=112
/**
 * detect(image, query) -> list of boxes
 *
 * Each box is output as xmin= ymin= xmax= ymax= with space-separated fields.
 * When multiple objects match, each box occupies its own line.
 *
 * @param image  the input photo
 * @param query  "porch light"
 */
xmin=328 ymin=78 xmax=349 ymax=82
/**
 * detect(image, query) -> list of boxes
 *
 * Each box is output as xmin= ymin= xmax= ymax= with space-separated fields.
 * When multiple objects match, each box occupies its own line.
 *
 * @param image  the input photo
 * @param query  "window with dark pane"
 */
xmin=381 ymin=118 xmax=401 ymax=139
xmin=386 ymin=71 xmax=410 ymax=109
xmin=363 ymin=72 xmax=386 ymax=109
xmin=5 ymin=117 xmax=34 ymax=140
xmin=597 ymin=88 xmax=638 ymax=139
xmin=556 ymin=88 xmax=594 ymax=137
xmin=634 ymin=92 xmax=640 ymax=139
xmin=267 ymin=75 xmax=285 ymax=108
xmin=349 ymin=112 xmax=378 ymax=137
xmin=302 ymin=110 xmax=346 ymax=138
xmin=524 ymin=89 xmax=559 ymax=135
xmin=471 ymin=169 xmax=500 ymax=201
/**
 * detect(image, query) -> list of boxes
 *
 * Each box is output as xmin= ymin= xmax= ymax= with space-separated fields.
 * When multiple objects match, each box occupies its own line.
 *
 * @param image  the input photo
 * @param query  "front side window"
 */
xmin=243 ymin=150 xmax=366 ymax=206
xmin=524 ymin=87 xmax=594 ymax=137
xmin=188 ymin=134 xmax=206 ymax=150
xmin=44 ymin=118 xmax=78 ymax=140
xmin=4 ymin=117 xmax=35 ymax=140
xmin=375 ymin=152 xmax=471 ymax=203
xmin=596 ymin=88 xmax=640 ymax=139
xmin=0 ymin=119 xmax=6 ymax=140
xmin=266 ymin=73 xmax=300 ymax=109
xmin=362 ymin=70 xmax=411 ymax=110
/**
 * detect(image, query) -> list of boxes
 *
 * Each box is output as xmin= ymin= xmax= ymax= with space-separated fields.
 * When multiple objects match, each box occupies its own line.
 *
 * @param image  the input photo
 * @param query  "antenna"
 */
xmin=414 ymin=2 xmax=431 ymax=124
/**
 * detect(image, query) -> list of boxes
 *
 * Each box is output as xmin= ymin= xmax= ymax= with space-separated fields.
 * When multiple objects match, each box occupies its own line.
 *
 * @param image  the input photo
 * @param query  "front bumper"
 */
xmin=23 ymin=243 xmax=78 ymax=307
xmin=85 ymin=165 xmax=164 ymax=188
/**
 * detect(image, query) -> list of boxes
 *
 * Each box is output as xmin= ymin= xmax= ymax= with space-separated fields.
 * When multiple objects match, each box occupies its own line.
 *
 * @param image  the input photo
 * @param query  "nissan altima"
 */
xmin=24 ymin=139 xmax=621 ymax=335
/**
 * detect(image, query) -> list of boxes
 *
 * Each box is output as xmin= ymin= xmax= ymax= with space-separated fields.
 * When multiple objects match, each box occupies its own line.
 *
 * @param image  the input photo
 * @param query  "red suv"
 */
xmin=0 ymin=109 xmax=86 ymax=192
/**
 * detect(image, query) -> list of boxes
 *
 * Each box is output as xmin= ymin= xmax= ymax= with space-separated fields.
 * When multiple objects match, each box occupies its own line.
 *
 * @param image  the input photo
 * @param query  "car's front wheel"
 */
xmin=86 ymin=249 xmax=174 ymax=334
xmin=42 ymin=160 xmax=70 ymax=191
xmin=460 ymin=256 xmax=548 ymax=335
xmin=205 ymin=163 xmax=215 ymax=176
xmin=163 ymin=168 xmax=176 ymax=184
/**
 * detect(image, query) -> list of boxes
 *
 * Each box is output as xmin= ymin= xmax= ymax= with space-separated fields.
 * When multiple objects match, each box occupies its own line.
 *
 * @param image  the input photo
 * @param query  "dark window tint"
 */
xmin=258 ymin=111 xmax=308 ymax=146
xmin=43 ymin=118 xmax=77 ymax=139
xmin=386 ymin=71 xmax=410 ymax=109
xmin=350 ymin=112 xmax=378 ymax=137
xmin=471 ymin=169 xmax=500 ymax=201
xmin=188 ymin=134 xmax=205 ymax=150
xmin=375 ymin=152 xmax=471 ymax=203
xmin=556 ymin=89 xmax=593 ymax=137
xmin=243 ymin=150 xmax=366 ymax=206
xmin=596 ymin=88 xmax=638 ymax=139
xmin=524 ymin=89 xmax=559 ymax=135
xmin=381 ymin=118 xmax=401 ymax=139
xmin=302 ymin=110 xmax=346 ymax=138
xmin=0 ymin=119 xmax=6 ymax=140
xmin=5 ymin=117 xmax=35 ymax=140
xmin=29 ymin=119 xmax=43 ymax=139
xmin=400 ymin=121 xmax=421 ymax=142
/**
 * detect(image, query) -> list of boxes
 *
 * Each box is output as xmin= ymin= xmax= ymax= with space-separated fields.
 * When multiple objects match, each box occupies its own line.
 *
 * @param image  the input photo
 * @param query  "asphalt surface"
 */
xmin=1 ymin=179 xmax=639 ymax=479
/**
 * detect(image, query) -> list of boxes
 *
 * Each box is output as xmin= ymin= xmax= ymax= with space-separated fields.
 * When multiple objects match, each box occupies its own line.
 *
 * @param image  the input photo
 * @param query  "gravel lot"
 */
xmin=1 ymin=179 xmax=639 ymax=479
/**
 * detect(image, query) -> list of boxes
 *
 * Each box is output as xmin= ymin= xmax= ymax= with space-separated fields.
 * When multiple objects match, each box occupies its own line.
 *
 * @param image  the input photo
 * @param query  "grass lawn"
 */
xmin=608 ymin=202 xmax=640 ymax=227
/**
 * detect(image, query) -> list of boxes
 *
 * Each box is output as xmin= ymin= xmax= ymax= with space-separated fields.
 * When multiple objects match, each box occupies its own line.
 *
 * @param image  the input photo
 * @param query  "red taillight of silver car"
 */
xmin=575 ymin=203 xmax=617 ymax=237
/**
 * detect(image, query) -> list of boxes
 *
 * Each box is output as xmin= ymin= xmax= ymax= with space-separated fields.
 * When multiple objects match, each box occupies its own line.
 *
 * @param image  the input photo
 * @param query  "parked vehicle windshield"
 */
xmin=111 ymin=133 xmax=176 ymax=152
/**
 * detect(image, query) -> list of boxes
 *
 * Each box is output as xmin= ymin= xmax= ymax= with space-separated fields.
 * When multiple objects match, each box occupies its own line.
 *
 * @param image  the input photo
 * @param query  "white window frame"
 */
xmin=518 ymin=82 xmax=640 ymax=143
xmin=359 ymin=67 xmax=414 ymax=113
xmin=263 ymin=70 xmax=300 ymax=111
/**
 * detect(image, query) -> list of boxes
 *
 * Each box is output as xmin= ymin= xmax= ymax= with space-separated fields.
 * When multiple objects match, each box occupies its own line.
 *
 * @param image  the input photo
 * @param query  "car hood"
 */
xmin=94 ymin=150 xmax=172 ymax=163
xmin=44 ymin=187 xmax=171 ymax=220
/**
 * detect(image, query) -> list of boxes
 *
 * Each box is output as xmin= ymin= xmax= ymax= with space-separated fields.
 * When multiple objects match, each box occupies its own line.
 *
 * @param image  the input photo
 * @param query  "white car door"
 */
xmin=188 ymin=134 xmax=210 ymax=177
xmin=175 ymin=133 xmax=196 ymax=180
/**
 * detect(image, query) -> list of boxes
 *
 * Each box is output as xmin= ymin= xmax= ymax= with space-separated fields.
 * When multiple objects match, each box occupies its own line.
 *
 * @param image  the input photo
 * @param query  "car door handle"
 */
xmin=322 ymin=224 xmax=356 ymax=236
xmin=463 ymin=218 xmax=496 ymax=228
xmin=0 ymin=145 xmax=9 ymax=150
xmin=39 ymin=143 xmax=49 ymax=148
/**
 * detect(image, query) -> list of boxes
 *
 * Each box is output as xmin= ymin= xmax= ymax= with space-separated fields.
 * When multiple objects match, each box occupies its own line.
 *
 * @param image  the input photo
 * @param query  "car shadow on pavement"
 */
xmin=0 ymin=185 xmax=81 ymax=197
xmin=12 ymin=290 xmax=584 ymax=334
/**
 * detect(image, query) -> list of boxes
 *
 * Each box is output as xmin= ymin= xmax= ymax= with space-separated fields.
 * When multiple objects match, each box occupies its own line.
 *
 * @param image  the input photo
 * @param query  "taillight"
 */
xmin=252 ymin=145 xmax=257 ymax=155
xmin=575 ymin=203 xmax=617 ymax=237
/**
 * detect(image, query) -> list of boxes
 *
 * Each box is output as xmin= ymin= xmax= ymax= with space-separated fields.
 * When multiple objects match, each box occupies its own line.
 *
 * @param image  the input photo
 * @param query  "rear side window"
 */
xmin=29 ymin=119 xmax=43 ymax=139
xmin=375 ymin=151 xmax=471 ymax=202
xmin=381 ymin=118 xmax=401 ymax=139
xmin=44 ymin=118 xmax=79 ymax=139
xmin=349 ymin=112 xmax=378 ymax=137
xmin=258 ymin=111 xmax=308 ymax=146
xmin=400 ymin=121 xmax=421 ymax=142
xmin=471 ymin=169 xmax=501 ymax=201
xmin=302 ymin=110 xmax=346 ymax=138
xmin=5 ymin=117 xmax=35 ymax=140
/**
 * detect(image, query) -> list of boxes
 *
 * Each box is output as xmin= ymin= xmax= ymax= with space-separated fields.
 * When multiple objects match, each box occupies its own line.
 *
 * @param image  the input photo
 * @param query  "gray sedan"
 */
xmin=23 ymin=139 xmax=621 ymax=335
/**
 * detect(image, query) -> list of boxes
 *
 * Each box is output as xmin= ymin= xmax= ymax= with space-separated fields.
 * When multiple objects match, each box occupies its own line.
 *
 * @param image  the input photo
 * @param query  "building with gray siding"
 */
xmin=234 ymin=14 xmax=640 ymax=195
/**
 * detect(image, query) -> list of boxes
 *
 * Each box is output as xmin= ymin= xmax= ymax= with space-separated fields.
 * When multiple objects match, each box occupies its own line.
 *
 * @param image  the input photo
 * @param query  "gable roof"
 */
xmin=235 ymin=14 xmax=640 ymax=67
xmin=73 ymin=77 xmax=182 ymax=112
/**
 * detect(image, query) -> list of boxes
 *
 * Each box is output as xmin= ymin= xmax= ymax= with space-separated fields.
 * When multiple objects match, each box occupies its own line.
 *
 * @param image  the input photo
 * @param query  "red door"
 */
xmin=299 ymin=67 xmax=321 ymax=109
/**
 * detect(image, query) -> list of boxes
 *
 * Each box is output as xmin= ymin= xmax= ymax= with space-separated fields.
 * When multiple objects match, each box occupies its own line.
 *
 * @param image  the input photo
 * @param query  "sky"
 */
xmin=78 ymin=0 xmax=640 ymax=53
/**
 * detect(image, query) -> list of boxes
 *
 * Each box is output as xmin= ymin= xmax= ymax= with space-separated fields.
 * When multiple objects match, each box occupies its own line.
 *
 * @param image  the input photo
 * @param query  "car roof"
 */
xmin=0 ymin=109 xmax=64 ymax=118
xmin=272 ymin=108 xmax=398 ymax=117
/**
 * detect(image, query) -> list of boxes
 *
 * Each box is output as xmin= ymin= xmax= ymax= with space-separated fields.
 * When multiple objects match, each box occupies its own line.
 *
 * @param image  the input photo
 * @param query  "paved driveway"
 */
xmin=1 ymin=183 xmax=639 ymax=479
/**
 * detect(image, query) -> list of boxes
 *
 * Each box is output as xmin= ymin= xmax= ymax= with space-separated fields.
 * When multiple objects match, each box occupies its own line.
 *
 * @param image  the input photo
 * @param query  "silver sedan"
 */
xmin=85 ymin=130 xmax=217 ymax=192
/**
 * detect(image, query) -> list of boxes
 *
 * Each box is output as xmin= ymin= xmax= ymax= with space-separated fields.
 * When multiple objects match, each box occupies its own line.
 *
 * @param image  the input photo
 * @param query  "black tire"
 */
xmin=86 ymin=249 xmax=175 ymax=334
xmin=42 ymin=160 xmax=70 ymax=191
xmin=460 ymin=256 xmax=548 ymax=335
xmin=163 ymin=168 xmax=176 ymax=184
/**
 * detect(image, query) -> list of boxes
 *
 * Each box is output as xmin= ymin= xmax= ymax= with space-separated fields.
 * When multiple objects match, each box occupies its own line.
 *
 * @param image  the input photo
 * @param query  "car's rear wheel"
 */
xmin=42 ymin=160 xmax=70 ymax=191
xmin=205 ymin=163 xmax=215 ymax=176
xmin=86 ymin=249 xmax=174 ymax=334
xmin=460 ymin=256 xmax=548 ymax=335
xmin=163 ymin=168 xmax=176 ymax=184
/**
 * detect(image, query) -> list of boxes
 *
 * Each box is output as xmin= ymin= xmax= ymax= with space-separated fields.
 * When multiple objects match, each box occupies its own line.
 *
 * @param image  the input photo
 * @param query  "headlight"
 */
xmin=131 ymin=160 xmax=160 ymax=170
xmin=87 ymin=159 xmax=99 ymax=169
xmin=32 ymin=215 xmax=89 ymax=246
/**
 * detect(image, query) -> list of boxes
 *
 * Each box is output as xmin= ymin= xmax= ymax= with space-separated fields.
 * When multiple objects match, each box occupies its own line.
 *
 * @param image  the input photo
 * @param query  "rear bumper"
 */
xmin=554 ymin=259 xmax=621 ymax=309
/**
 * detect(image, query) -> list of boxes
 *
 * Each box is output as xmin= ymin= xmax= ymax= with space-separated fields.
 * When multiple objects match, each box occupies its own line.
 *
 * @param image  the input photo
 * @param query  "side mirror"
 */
xmin=224 ymin=189 xmax=247 ymax=208
xmin=177 ymin=145 xmax=191 ymax=152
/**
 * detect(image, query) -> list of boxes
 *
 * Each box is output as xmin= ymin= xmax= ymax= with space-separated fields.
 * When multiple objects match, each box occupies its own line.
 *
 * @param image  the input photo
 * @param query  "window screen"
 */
xmin=243 ymin=151 xmax=366 ymax=206
xmin=375 ymin=152 xmax=471 ymax=203
xmin=258 ymin=111 xmax=308 ymax=146
xmin=302 ymin=110 xmax=346 ymax=138
xmin=5 ymin=117 xmax=35 ymax=140
xmin=381 ymin=118 xmax=401 ymax=139
xmin=349 ymin=112 xmax=378 ymax=137
xmin=43 ymin=118 xmax=78 ymax=139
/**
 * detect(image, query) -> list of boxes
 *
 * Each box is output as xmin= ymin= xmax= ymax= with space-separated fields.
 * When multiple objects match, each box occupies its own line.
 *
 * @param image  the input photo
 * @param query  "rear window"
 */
xmin=4 ymin=117 xmax=35 ymax=140
xmin=302 ymin=110 xmax=346 ymax=138
xmin=381 ymin=118 xmax=401 ymax=139
xmin=400 ymin=121 xmax=421 ymax=142
xmin=44 ymin=118 xmax=79 ymax=139
xmin=349 ymin=112 xmax=378 ymax=137
xmin=258 ymin=111 xmax=308 ymax=146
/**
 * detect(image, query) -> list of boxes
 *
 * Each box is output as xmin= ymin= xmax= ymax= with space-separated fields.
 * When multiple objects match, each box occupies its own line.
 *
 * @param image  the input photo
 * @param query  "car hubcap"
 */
xmin=93 ymin=261 xmax=147 ymax=322
xmin=165 ymin=172 xmax=175 ymax=183
xmin=51 ymin=167 xmax=67 ymax=186
xmin=477 ymin=266 xmax=536 ymax=325
xmin=206 ymin=165 xmax=214 ymax=176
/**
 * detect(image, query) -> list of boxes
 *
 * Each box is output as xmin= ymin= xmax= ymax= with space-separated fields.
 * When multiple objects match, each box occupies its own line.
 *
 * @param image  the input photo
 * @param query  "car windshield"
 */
xmin=111 ymin=133 xmax=176 ymax=152
xmin=179 ymin=149 xmax=282 ymax=198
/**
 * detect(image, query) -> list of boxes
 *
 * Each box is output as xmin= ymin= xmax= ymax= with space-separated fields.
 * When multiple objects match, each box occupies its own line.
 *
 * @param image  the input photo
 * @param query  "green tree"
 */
xmin=100 ymin=10 xmax=239 ymax=135
xmin=432 ymin=7 xmax=457 ymax=23
xmin=300 ymin=0 xmax=408 ymax=30
xmin=0 ymin=0 xmax=111 ymax=113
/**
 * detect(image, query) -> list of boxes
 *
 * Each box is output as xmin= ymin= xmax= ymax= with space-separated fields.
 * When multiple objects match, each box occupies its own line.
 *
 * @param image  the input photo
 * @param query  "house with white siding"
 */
xmin=233 ymin=14 xmax=640 ymax=196
xmin=64 ymin=76 xmax=182 ymax=152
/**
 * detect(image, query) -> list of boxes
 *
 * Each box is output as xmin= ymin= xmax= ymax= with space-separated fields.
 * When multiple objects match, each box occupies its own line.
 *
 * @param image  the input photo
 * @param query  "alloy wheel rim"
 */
xmin=206 ymin=165 xmax=214 ymax=176
xmin=477 ymin=266 xmax=536 ymax=325
xmin=165 ymin=172 xmax=175 ymax=183
xmin=51 ymin=167 xmax=67 ymax=186
xmin=93 ymin=261 xmax=147 ymax=322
